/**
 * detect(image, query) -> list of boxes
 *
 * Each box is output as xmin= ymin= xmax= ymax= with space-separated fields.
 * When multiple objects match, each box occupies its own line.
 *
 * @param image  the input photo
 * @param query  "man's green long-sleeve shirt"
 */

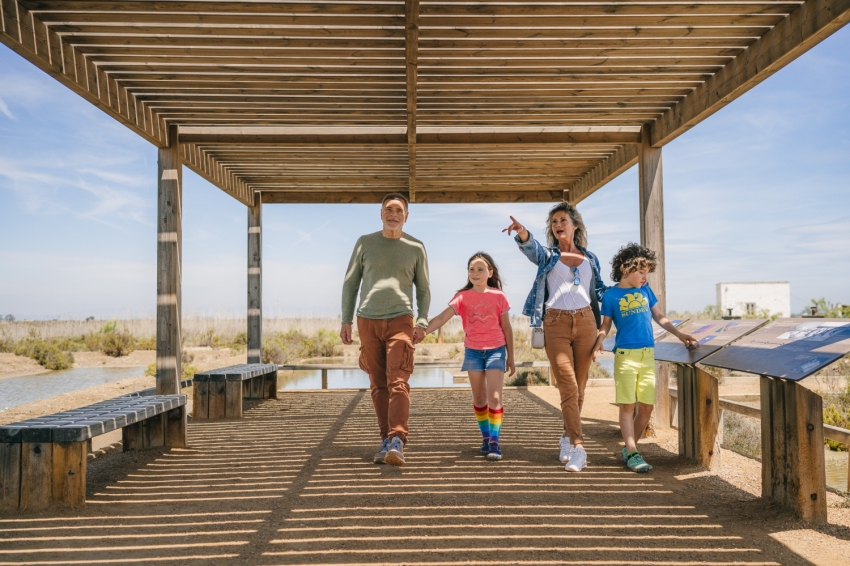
xmin=341 ymin=231 xmax=430 ymax=327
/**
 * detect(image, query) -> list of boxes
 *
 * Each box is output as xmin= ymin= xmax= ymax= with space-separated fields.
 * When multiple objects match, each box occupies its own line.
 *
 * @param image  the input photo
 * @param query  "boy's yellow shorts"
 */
xmin=613 ymin=347 xmax=656 ymax=405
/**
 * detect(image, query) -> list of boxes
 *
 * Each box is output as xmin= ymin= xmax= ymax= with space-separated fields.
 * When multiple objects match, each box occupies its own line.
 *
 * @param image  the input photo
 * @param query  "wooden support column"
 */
xmin=760 ymin=376 xmax=827 ymax=524
xmin=676 ymin=365 xmax=721 ymax=469
xmin=247 ymin=192 xmax=262 ymax=364
xmin=640 ymin=123 xmax=671 ymax=430
xmin=405 ymin=0 xmax=419 ymax=203
xmin=157 ymin=124 xmax=182 ymax=395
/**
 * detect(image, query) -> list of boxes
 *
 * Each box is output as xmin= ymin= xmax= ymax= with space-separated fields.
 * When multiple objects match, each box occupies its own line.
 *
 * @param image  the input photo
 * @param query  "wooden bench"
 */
xmin=0 ymin=394 xmax=187 ymax=511
xmin=193 ymin=363 xmax=278 ymax=420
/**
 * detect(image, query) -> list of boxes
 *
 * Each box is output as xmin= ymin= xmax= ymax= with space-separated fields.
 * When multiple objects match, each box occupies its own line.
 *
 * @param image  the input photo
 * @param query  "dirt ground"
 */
xmin=1 ymin=384 xmax=848 ymax=565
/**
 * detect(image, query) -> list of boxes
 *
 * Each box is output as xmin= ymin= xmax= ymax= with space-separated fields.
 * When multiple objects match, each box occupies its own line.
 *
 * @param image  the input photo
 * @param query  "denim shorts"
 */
xmin=461 ymin=346 xmax=507 ymax=372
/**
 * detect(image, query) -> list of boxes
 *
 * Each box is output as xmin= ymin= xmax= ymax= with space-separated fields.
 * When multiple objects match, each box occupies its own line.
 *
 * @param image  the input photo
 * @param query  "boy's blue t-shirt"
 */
xmin=600 ymin=284 xmax=658 ymax=349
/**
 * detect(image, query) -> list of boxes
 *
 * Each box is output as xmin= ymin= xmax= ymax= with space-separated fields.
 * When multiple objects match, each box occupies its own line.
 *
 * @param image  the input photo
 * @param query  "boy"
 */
xmin=593 ymin=243 xmax=696 ymax=473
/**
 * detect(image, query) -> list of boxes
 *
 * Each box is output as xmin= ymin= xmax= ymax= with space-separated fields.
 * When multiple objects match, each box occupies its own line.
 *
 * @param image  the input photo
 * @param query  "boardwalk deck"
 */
xmin=0 ymin=388 xmax=841 ymax=564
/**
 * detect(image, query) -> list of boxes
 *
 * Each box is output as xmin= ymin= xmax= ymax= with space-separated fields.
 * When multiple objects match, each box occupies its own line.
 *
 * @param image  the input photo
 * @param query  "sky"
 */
xmin=1 ymin=28 xmax=849 ymax=321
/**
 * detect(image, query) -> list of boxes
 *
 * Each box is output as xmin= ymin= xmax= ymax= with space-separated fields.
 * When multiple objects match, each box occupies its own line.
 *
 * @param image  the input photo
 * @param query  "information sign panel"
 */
xmin=700 ymin=318 xmax=850 ymax=381
xmin=603 ymin=319 xmax=687 ymax=352
xmin=654 ymin=319 xmax=768 ymax=364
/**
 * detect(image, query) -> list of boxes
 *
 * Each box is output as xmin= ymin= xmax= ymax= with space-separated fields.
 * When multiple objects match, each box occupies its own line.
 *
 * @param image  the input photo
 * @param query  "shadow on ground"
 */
xmin=0 ymin=389 xmax=833 ymax=564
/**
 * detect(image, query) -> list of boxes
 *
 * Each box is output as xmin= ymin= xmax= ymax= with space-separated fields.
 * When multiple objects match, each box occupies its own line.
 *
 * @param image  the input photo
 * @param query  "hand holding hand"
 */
xmin=591 ymin=337 xmax=605 ymax=362
xmin=340 ymin=324 xmax=353 ymax=345
xmin=413 ymin=326 xmax=426 ymax=345
xmin=502 ymin=216 xmax=528 ymax=241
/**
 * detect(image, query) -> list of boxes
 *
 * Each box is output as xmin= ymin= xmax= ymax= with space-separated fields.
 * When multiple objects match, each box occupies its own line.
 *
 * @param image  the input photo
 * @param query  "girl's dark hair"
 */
xmin=458 ymin=252 xmax=503 ymax=292
xmin=610 ymin=243 xmax=658 ymax=282
xmin=546 ymin=201 xmax=588 ymax=248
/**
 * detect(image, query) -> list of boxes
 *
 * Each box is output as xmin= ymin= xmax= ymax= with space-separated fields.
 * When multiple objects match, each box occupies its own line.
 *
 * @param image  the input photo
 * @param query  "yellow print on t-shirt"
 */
xmin=619 ymin=292 xmax=649 ymax=317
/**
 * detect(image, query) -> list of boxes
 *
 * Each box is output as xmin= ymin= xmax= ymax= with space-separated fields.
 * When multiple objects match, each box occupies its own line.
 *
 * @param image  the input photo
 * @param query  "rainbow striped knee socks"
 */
xmin=488 ymin=407 xmax=503 ymax=444
xmin=474 ymin=404 xmax=489 ymax=440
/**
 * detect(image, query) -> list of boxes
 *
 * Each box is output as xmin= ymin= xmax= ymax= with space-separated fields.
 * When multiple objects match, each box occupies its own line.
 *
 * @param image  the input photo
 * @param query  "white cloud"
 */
xmin=0 ymin=96 xmax=13 ymax=120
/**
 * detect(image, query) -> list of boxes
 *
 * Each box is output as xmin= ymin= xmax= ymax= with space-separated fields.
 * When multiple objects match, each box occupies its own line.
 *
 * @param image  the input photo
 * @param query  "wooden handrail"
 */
xmin=668 ymin=387 xmax=850 ymax=446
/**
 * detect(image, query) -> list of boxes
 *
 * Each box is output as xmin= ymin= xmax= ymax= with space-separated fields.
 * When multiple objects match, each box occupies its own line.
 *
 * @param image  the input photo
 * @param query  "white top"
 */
xmin=545 ymin=258 xmax=592 ymax=310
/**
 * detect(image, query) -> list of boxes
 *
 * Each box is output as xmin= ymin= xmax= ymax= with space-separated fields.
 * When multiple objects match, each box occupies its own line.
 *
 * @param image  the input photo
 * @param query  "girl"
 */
xmin=426 ymin=252 xmax=516 ymax=460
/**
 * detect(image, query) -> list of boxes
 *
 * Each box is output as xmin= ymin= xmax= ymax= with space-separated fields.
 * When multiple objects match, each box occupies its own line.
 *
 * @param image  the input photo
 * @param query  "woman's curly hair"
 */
xmin=610 ymin=243 xmax=658 ymax=282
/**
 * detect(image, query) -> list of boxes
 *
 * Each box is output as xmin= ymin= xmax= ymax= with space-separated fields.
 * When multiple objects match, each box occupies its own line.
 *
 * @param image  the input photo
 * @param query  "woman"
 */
xmin=503 ymin=202 xmax=606 ymax=472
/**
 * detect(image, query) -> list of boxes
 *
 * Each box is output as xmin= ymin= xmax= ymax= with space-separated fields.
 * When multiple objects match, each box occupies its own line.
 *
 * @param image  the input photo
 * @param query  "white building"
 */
xmin=717 ymin=282 xmax=791 ymax=318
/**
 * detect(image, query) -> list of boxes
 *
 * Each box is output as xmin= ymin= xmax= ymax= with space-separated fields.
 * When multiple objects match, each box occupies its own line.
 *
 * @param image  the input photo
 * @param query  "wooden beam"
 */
xmin=178 ymin=126 xmax=640 ymax=145
xmin=639 ymin=123 xmax=666 ymax=312
xmin=406 ymin=0 xmax=419 ymax=203
xmin=568 ymin=144 xmax=639 ymax=203
xmin=0 ymin=0 xmax=164 ymax=146
xmin=652 ymin=0 xmax=850 ymax=146
xmin=261 ymin=190 xmax=564 ymax=204
xmin=247 ymin=192 xmax=262 ymax=364
xmin=156 ymin=124 xmax=182 ymax=396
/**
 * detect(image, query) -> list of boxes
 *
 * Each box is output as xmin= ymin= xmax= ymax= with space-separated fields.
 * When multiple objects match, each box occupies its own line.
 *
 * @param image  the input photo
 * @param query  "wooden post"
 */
xmin=193 ymin=380 xmax=209 ymax=420
xmin=675 ymin=365 xmax=720 ymax=468
xmin=52 ymin=441 xmax=86 ymax=508
xmin=695 ymin=367 xmax=721 ymax=469
xmin=226 ymin=381 xmax=243 ymax=417
xmin=321 ymin=369 xmax=328 ymax=390
xmin=247 ymin=192 xmax=262 ymax=364
xmin=20 ymin=442 xmax=52 ymax=511
xmin=639 ymin=123 xmax=670 ymax=431
xmin=760 ymin=376 xmax=827 ymax=524
xmin=165 ymin=406 xmax=187 ymax=447
xmin=157 ymin=123 xmax=182 ymax=395
xmin=0 ymin=442 xmax=21 ymax=511
xmin=209 ymin=380 xmax=226 ymax=418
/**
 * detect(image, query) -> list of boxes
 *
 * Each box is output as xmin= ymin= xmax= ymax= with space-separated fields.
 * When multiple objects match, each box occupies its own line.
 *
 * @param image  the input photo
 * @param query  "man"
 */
xmin=340 ymin=193 xmax=430 ymax=466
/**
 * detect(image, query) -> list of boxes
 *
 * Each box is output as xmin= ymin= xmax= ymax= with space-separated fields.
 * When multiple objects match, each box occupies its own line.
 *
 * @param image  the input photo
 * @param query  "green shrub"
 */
xmin=507 ymin=369 xmax=549 ymax=386
xmin=262 ymin=328 xmax=340 ymax=364
xmin=0 ymin=332 xmax=13 ymax=353
xmin=136 ymin=335 xmax=156 ymax=350
xmin=823 ymin=377 xmax=850 ymax=451
xmin=144 ymin=362 xmax=198 ymax=381
xmin=722 ymin=412 xmax=761 ymax=459
xmin=101 ymin=330 xmax=135 ymax=357
xmin=588 ymin=360 xmax=612 ymax=380
xmin=225 ymin=331 xmax=248 ymax=352
xmin=14 ymin=333 xmax=74 ymax=370
xmin=83 ymin=331 xmax=102 ymax=351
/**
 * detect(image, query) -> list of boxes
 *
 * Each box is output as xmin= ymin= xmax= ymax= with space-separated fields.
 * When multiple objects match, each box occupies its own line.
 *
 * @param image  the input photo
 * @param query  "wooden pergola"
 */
xmin=2 ymin=0 xmax=848 ymax=395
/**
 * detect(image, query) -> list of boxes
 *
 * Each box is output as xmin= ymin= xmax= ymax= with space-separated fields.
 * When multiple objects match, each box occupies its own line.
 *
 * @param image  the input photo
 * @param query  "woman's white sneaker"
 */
xmin=559 ymin=436 xmax=573 ymax=463
xmin=565 ymin=446 xmax=587 ymax=472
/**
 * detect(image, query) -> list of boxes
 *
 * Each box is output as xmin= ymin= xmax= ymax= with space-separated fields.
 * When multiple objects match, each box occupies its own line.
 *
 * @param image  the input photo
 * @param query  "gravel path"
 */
xmin=0 ymin=387 xmax=848 ymax=565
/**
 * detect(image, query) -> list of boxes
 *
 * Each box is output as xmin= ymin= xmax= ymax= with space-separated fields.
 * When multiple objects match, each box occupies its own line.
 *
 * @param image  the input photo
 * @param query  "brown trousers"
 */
xmin=543 ymin=306 xmax=597 ymax=444
xmin=357 ymin=314 xmax=415 ymax=444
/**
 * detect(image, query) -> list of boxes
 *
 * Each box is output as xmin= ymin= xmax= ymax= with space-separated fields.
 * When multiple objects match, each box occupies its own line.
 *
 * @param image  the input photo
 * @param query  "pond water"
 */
xmin=280 ymin=367 xmax=467 ymax=390
xmin=0 ymin=366 xmax=146 ymax=412
xmin=825 ymin=449 xmax=849 ymax=493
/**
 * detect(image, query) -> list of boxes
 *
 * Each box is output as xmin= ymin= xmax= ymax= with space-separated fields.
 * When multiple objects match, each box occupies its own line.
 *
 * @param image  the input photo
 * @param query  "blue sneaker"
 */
xmin=486 ymin=442 xmax=502 ymax=461
xmin=384 ymin=436 xmax=405 ymax=466
xmin=373 ymin=438 xmax=391 ymax=464
xmin=627 ymin=452 xmax=652 ymax=473
xmin=621 ymin=447 xmax=629 ymax=463
xmin=480 ymin=438 xmax=490 ymax=454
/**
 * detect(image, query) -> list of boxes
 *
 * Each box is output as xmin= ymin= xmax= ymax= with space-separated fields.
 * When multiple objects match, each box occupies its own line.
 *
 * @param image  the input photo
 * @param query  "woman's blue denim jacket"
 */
xmin=515 ymin=232 xmax=607 ymax=328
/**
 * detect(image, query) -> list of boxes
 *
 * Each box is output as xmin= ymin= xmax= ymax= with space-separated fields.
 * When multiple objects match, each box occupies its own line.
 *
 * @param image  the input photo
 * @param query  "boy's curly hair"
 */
xmin=610 ymin=243 xmax=658 ymax=282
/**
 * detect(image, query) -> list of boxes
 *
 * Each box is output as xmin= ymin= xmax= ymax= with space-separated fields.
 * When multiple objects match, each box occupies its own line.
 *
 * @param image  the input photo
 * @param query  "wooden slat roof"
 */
xmin=2 ymin=0 xmax=848 ymax=205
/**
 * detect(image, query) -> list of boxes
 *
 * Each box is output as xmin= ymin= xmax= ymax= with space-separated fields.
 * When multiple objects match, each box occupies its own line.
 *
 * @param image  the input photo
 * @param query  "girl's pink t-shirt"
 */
xmin=449 ymin=288 xmax=510 ymax=350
